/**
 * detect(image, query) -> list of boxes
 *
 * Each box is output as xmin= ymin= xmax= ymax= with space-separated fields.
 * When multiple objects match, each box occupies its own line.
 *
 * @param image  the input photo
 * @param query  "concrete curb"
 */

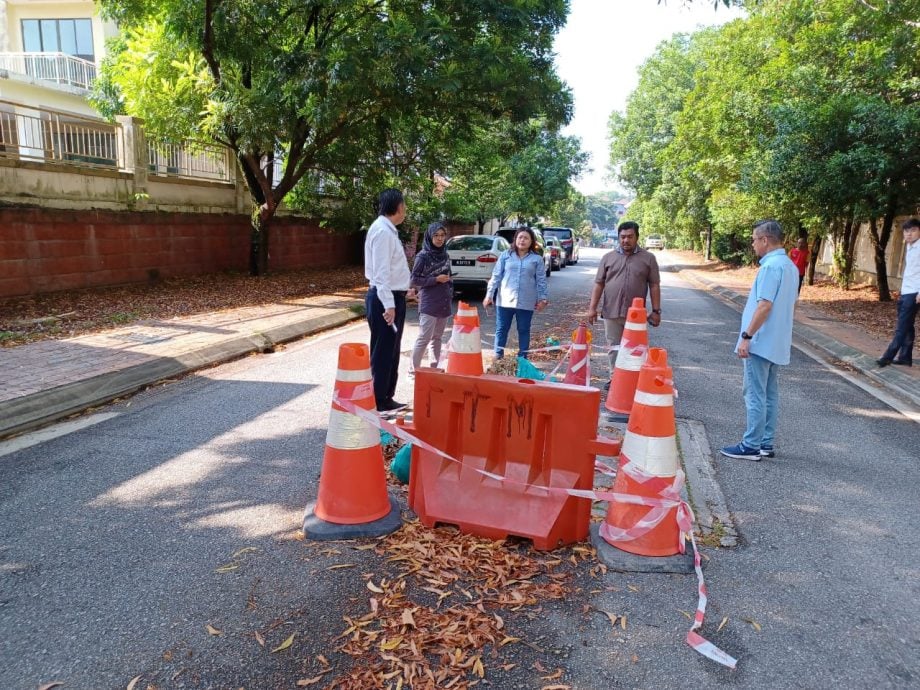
xmin=682 ymin=272 xmax=920 ymax=410
xmin=0 ymin=308 xmax=363 ymax=439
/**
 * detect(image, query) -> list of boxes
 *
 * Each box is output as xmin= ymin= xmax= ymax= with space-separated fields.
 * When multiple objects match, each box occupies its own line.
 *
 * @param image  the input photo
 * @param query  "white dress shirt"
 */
xmin=364 ymin=215 xmax=411 ymax=310
xmin=902 ymin=237 xmax=920 ymax=295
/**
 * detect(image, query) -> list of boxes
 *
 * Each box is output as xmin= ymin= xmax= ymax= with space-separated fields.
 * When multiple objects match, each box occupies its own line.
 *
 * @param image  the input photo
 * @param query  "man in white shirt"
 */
xmin=365 ymin=189 xmax=412 ymax=411
xmin=878 ymin=218 xmax=920 ymax=368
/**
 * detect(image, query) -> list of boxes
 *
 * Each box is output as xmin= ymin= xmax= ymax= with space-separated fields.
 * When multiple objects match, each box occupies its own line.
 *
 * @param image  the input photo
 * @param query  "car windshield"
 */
xmin=447 ymin=236 xmax=495 ymax=251
xmin=647 ymin=235 xmax=662 ymax=240
xmin=543 ymin=228 xmax=573 ymax=240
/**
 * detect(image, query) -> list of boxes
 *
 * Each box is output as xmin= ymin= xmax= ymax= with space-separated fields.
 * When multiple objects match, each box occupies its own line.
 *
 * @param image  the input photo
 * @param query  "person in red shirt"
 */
xmin=789 ymin=238 xmax=810 ymax=294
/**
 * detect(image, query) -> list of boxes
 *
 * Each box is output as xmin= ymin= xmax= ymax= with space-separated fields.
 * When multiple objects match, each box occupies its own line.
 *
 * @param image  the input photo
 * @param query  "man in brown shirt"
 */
xmin=587 ymin=221 xmax=662 ymax=374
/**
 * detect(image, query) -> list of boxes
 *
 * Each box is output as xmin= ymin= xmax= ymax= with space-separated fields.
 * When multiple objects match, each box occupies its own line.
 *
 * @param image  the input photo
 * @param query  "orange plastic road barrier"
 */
xmin=605 ymin=297 xmax=649 ymax=416
xmin=304 ymin=343 xmax=400 ymax=539
xmin=446 ymin=301 xmax=483 ymax=376
xmin=563 ymin=322 xmax=592 ymax=386
xmin=601 ymin=347 xmax=681 ymax=556
xmin=406 ymin=369 xmax=621 ymax=550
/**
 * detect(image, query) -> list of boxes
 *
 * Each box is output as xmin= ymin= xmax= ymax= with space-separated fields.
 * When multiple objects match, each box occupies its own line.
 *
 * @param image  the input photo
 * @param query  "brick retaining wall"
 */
xmin=0 ymin=207 xmax=363 ymax=298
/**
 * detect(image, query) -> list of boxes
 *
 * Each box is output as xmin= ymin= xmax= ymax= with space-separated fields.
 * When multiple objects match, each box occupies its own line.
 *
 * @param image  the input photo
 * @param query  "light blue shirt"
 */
xmin=487 ymin=250 xmax=549 ymax=310
xmin=737 ymin=248 xmax=799 ymax=365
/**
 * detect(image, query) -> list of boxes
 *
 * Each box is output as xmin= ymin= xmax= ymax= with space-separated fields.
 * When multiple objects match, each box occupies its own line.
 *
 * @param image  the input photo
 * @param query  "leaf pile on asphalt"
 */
xmin=325 ymin=519 xmax=595 ymax=689
xmin=0 ymin=266 xmax=367 ymax=347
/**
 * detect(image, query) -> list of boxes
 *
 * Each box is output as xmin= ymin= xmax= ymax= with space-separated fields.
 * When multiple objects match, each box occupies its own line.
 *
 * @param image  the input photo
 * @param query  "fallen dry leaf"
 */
xmin=400 ymin=609 xmax=416 ymax=627
xmin=126 ymin=676 xmax=142 ymax=690
xmin=38 ymin=684 xmax=64 ymax=690
xmin=717 ymin=616 xmax=729 ymax=632
xmin=270 ymin=633 xmax=295 ymax=653
xmin=232 ymin=547 xmax=259 ymax=558
xmin=296 ymin=675 xmax=325 ymax=687
xmin=206 ymin=624 xmax=222 ymax=636
xmin=542 ymin=685 xmax=571 ymax=690
xmin=743 ymin=618 xmax=762 ymax=632
xmin=254 ymin=631 xmax=265 ymax=647
xmin=214 ymin=563 xmax=239 ymax=573
xmin=366 ymin=580 xmax=384 ymax=594
xmin=316 ymin=654 xmax=329 ymax=666
xmin=327 ymin=564 xmax=356 ymax=570
xmin=678 ymin=610 xmax=693 ymax=620
xmin=541 ymin=668 xmax=563 ymax=680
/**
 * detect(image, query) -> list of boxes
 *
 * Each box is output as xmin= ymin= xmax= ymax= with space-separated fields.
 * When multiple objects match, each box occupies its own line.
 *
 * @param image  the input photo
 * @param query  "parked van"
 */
xmin=541 ymin=227 xmax=578 ymax=266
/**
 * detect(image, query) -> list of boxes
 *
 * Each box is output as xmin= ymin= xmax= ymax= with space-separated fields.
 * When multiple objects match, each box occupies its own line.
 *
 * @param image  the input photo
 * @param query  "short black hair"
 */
xmin=376 ymin=188 xmax=404 ymax=217
xmin=902 ymin=218 xmax=920 ymax=231
xmin=618 ymin=221 xmax=639 ymax=235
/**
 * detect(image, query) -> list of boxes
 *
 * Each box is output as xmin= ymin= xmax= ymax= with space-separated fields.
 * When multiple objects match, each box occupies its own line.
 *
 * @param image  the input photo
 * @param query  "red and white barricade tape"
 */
xmin=332 ymin=392 xmax=737 ymax=669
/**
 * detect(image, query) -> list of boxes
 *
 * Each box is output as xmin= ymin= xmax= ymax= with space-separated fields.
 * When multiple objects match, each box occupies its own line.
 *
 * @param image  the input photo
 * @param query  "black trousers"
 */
xmin=366 ymin=287 xmax=407 ymax=405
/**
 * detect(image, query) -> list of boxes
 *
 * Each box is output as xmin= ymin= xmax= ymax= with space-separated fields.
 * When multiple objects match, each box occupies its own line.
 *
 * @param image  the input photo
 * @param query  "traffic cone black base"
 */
xmin=589 ymin=524 xmax=693 ymax=574
xmin=303 ymin=495 xmax=402 ymax=541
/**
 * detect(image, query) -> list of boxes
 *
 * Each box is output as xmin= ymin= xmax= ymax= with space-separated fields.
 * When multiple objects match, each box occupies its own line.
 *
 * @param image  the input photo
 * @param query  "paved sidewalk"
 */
xmin=0 ymin=293 xmax=364 ymax=437
xmin=1 ymin=267 xmax=917 ymax=440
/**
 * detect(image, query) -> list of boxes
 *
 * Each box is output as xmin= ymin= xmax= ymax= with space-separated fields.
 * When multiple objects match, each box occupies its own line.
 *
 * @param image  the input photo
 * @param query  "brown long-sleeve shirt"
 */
xmin=594 ymin=247 xmax=660 ymax=318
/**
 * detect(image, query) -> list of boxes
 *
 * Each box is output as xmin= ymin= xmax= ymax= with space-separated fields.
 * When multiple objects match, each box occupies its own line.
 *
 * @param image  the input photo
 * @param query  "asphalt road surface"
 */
xmin=1 ymin=247 xmax=917 ymax=689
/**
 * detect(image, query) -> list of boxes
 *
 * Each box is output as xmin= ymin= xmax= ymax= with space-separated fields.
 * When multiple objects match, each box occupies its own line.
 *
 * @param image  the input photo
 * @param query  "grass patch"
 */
xmin=109 ymin=311 xmax=139 ymax=324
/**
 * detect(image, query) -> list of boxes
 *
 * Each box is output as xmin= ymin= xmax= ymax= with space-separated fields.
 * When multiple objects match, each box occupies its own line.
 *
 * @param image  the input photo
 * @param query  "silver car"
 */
xmin=446 ymin=234 xmax=510 ymax=296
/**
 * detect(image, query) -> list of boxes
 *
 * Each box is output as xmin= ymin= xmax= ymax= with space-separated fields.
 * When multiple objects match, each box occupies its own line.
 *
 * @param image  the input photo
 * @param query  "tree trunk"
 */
xmin=249 ymin=202 xmax=275 ymax=276
xmin=477 ymin=216 xmax=486 ymax=235
xmin=705 ymin=222 xmax=712 ymax=261
xmin=808 ymin=235 xmax=821 ymax=287
xmin=867 ymin=210 xmax=895 ymax=302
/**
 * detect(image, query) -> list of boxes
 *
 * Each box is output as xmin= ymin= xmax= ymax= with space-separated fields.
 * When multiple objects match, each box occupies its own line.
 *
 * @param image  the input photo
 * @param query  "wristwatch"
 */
xmin=652 ymin=309 xmax=662 ymax=315
xmin=741 ymin=331 xmax=753 ymax=340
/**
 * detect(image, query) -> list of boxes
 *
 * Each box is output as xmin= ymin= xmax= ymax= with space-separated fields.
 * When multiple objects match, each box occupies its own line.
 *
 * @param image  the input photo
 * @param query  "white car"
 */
xmin=446 ymin=234 xmax=510 ymax=296
xmin=645 ymin=234 xmax=665 ymax=250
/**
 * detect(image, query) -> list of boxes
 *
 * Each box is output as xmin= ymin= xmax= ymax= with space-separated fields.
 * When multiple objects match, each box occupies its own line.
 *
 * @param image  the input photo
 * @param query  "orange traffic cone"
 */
xmin=600 ymin=347 xmax=683 ymax=557
xmin=446 ymin=301 xmax=484 ymax=376
xmin=563 ymin=322 xmax=592 ymax=386
xmin=303 ymin=343 xmax=401 ymax=540
xmin=605 ymin=297 xmax=649 ymax=416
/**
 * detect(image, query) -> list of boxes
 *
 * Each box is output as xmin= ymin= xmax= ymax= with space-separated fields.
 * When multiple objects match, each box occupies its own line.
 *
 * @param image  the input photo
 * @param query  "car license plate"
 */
xmin=452 ymin=259 xmax=474 ymax=266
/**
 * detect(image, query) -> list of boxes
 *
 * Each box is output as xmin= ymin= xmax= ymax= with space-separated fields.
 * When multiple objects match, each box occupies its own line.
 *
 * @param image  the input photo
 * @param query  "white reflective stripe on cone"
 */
xmin=326 ymin=408 xmax=380 ymax=450
xmin=624 ymin=321 xmax=648 ymax=331
xmin=335 ymin=368 xmax=373 ymax=382
xmin=451 ymin=329 xmax=482 ymax=354
xmin=615 ymin=348 xmax=646 ymax=371
xmin=633 ymin=390 xmax=674 ymax=407
xmin=621 ymin=432 xmax=679 ymax=476
xmin=457 ymin=307 xmax=477 ymax=317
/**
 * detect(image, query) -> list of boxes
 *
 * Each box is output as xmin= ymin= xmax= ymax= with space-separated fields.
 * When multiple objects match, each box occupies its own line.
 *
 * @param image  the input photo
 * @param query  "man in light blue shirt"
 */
xmin=721 ymin=219 xmax=799 ymax=462
xmin=877 ymin=218 xmax=920 ymax=367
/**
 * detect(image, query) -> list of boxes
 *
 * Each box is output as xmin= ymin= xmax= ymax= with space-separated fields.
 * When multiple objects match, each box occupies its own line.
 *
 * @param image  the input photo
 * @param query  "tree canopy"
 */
xmin=610 ymin=0 xmax=920 ymax=297
xmin=94 ymin=0 xmax=575 ymax=273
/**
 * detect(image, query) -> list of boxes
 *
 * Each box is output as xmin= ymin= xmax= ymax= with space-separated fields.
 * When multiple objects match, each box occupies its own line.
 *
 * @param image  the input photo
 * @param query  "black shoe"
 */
xmin=877 ymin=358 xmax=892 ymax=367
xmin=378 ymin=399 xmax=408 ymax=412
xmin=892 ymin=360 xmax=912 ymax=367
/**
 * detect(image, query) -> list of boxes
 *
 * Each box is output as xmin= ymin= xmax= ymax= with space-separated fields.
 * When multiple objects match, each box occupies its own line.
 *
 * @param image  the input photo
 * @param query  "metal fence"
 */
xmin=147 ymin=140 xmax=232 ymax=182
xmin=0 ymin=104 xmax=122 ymax=169
xmin=0 ymin=52 xmax=98 ymax=90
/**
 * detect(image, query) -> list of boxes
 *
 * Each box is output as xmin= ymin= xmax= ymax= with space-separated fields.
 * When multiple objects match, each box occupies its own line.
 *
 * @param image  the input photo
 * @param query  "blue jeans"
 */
xmin=881 ymin=292 xmax=918 ymax=365
xmin=494 ymin=307 xmax=534 ymax=359
xmin=742 ymin=353 xmax=779 ymax=450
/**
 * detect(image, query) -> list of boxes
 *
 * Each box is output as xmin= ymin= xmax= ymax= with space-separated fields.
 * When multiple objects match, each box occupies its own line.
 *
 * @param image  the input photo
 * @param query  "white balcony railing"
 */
xmin=147 ymin=140 xmax=232 ymax=182
xmin=0 ymin=105 xmax=122 ymax=169
xmin=0 ymin=52 xmax=98 ymax=90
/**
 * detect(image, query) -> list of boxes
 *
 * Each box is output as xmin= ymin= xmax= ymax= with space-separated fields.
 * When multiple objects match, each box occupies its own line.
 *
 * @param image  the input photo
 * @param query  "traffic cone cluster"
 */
xmin=605 ymin=297 xmax=649 ymax=416
xmin=446 ymin=301 xmax=484 ymax=376
xmin=303 ymin=343 xmax=401 ymax=540
xmin=600 ymin=347 xmax=682 ymax=557
xmin=563 ymin=322 xmax=592 ymax=386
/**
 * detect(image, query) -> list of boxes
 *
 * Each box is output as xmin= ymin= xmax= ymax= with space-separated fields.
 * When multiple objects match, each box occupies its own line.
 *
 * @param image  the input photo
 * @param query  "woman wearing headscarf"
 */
xmin=409 ymin=222 xmax=453 ymax=372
